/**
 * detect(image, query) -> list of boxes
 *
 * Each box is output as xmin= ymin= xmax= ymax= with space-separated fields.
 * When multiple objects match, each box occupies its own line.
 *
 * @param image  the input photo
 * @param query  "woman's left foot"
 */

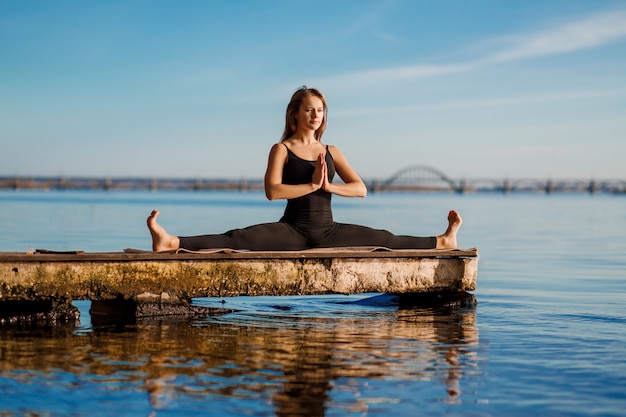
xmin=436 ymin=210 xmax=462 ymax=249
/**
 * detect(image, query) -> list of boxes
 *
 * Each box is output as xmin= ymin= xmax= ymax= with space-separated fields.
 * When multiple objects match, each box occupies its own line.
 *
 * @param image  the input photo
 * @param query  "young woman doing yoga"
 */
xmin=147 ymin=86 xmax=462 ymax=252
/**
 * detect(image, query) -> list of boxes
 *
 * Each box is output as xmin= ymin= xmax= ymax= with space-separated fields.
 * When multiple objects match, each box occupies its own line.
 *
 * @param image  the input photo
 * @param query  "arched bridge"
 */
xmin=369 ymin=166 xmax=626 ymax=194
xmin=374 ymin=166 xmax=460 ymax=192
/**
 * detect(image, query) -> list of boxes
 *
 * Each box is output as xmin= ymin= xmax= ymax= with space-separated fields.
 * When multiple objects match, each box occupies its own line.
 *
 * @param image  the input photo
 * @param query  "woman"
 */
xmin=148 ymin=87 xmax=462 ymax=252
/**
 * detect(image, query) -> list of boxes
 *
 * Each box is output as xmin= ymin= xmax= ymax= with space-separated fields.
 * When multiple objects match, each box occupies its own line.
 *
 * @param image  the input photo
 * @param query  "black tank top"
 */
xmin=279 ymin=144 xmax=336 ymax=239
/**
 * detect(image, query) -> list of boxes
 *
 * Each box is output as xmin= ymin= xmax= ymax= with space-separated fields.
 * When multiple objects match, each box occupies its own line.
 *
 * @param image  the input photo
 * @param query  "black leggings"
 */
xmin=179 ymin=221 xmax=436 ymax=251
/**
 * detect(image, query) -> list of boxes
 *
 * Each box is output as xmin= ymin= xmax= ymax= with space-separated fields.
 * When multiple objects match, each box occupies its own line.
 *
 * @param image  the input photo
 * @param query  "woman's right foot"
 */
xmin=147 ymin=210 xmax=180 ymax=252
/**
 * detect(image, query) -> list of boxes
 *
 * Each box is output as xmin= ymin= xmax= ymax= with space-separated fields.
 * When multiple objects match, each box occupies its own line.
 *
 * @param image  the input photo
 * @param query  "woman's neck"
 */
xmin=290 ymin=129 xmax=317 ymax=144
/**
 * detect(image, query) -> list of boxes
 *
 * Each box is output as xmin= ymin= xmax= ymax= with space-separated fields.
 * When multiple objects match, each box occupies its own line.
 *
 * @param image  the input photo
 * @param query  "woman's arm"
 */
xmin=264 ymin=143 xmax=323 ymax=200
xmin=323 ymin=145 xmax=367 ymax=198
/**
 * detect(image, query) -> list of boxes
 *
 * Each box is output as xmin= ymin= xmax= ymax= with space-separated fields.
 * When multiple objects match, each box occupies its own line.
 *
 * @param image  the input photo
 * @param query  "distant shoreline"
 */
xmin=1 ymin=176 xmax=624 ymax=194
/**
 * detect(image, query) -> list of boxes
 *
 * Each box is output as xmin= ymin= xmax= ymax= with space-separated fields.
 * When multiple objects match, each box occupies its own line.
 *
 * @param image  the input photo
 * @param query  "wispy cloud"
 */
xmin=334 ymin=87 xmax=626 ymax=117
xmin=341 ymin=0 xmax=398 ymax=37
xmin=318 ymin=8 xmax=626 ymax=89
xmin=487 ymin=9 xmax=626 ymax=62
xmin=316 ymin=62 xmax=477 ymax=89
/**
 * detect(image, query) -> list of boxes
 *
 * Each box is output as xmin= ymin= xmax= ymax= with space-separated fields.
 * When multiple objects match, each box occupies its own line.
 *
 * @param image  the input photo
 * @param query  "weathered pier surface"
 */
xmin=0 ymin=248 xmax=478 ymax=323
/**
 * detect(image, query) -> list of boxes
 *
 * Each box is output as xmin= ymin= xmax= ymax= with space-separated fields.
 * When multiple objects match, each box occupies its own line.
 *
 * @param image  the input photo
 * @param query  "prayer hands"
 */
xmin=312 ymin=153 xmax=329 ymax=191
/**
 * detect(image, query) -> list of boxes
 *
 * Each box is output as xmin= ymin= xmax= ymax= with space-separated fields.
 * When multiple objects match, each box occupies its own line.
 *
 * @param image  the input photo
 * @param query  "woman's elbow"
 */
xmin=355 ymin=182 xmax=367 ymax=198
xmin=265 ymin=184 xmax=281 ymax=200
xmin=265 ymin=189 xmax=276 ymax=200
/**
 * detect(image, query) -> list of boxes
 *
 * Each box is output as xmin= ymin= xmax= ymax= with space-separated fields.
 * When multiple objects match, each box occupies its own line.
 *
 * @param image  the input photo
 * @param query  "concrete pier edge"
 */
xmin=0 ymin=248 xmax=478 ymax=324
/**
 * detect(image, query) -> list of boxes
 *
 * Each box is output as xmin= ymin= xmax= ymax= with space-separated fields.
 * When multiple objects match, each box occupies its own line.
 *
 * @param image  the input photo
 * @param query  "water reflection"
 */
xmin=0 ymin=295 xmax=479 ymax=416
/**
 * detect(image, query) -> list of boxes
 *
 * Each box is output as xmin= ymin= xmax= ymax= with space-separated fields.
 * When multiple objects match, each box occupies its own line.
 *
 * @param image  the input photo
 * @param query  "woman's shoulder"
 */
xmin=270 ymin=142 xmax=289 ymax=152
xmin=326 ymin=144 xmax=344 ymax=157
xmin=268 ymin=142 xmax=290 ymax=163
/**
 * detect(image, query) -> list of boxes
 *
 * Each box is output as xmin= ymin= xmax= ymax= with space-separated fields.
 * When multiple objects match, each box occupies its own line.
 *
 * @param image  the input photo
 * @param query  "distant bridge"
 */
xmin=370 ymin=166 xmax=626 ymax=194
xmin=373 ymin=165 xmax=459 ymax=192
xmin=1 ymin=170 xmax=625 ymax=194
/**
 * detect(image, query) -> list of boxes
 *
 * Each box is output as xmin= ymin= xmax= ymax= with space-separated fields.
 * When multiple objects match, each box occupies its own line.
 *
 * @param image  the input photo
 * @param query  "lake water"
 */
xmin=0 ymin=189 xmax=625 ymax=416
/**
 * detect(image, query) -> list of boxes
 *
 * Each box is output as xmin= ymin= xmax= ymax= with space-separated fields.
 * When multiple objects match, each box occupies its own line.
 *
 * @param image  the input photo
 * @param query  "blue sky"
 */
xmin=1 ymin=0 xmax=625 ymax=181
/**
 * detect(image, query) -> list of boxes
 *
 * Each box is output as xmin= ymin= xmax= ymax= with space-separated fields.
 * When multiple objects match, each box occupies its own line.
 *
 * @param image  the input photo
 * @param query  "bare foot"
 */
xmin=147 ymin=210 xmax=180 ymax=252
xmin=436 ymin=210 xmax=462 ymax=249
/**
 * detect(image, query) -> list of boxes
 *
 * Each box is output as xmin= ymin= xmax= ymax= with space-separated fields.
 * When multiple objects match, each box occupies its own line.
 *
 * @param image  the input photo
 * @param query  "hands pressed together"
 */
xmin=312 ymin=152 xmax=330 ymax=192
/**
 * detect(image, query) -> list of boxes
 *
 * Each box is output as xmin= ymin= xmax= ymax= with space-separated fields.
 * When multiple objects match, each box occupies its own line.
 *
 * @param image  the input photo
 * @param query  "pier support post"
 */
xmin=89 ymin=297 xmax=232 ymax=324
xmin=0 ymin=298 xmax=79 ymax=325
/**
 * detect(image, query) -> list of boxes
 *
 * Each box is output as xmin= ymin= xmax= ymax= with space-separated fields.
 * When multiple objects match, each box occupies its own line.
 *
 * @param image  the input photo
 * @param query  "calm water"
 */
xmin=1 ymin=190 xmax=625 ymax=416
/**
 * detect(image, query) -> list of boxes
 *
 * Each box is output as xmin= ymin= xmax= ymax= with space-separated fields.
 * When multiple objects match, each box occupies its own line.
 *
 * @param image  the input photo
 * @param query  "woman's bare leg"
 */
xmin=435 ymin=210 xmax=462 ymax=249
xmin=147 ymin=210 xmax=180 ymax=252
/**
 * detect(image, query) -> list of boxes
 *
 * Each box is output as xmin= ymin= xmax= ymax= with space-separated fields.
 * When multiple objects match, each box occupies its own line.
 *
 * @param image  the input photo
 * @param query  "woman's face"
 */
xmin=295 ymin=95 xmax=324 ymax=133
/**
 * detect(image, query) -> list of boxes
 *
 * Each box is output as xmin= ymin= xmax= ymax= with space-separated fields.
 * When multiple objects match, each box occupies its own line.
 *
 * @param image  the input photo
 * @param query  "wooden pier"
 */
xmin=0 ymin=248 xmax=478 ymax=323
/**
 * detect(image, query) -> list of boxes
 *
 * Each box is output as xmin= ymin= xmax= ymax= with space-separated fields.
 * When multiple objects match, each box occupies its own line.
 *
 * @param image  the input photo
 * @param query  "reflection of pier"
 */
xmin=1 ymin=170 xmax=625 ymax=193
xmin=0 ymin=297 xmax=479 ymax=414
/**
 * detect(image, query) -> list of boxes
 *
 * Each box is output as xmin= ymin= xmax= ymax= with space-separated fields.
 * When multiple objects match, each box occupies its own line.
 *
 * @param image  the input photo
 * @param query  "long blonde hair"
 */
xmin=280 ymin=86 xmax=328 ymax=142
